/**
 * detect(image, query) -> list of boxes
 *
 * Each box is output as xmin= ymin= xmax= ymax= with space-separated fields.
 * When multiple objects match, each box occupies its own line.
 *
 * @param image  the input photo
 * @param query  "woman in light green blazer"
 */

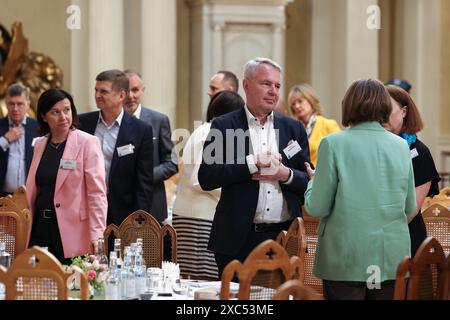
xmin=304 ymin=79 xmax=416 ymax=300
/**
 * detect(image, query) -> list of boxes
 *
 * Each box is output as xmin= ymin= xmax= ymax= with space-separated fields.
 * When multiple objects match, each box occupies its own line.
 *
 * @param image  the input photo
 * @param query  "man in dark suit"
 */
xmin=198 ymin=58 xmax=310 ymax=276
xmin=123 ymin=70 xmax=178 ymax=223
xmin=208 ymin=70 xmax=239 ymax=98
xmin=0 ymin=83 xmax=38 ymax=196
xmin=79 ymin=70 xmax=153 ymax=226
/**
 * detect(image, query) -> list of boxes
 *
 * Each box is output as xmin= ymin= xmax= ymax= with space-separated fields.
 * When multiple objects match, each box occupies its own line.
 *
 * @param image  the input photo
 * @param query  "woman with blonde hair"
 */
xmin=288 ymin=83 xmax=340 ymax=166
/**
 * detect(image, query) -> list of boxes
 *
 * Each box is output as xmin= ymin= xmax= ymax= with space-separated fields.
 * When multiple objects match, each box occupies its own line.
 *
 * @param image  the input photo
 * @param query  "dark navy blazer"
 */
xmin=79 ymin=111 xmax=154 ymax=226
xmin=198 ymin=108 xmax=310 ymax=256
xmin=0 ymin=116 xmax=38 ymax=192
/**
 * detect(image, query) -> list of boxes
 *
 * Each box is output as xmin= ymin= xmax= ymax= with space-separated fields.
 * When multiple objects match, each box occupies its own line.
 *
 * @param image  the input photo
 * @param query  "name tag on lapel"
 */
xmin=283 ymin=140 xmax=302 ymax=159
xmin=410 ymin=148 xmax=419 ymax=159
xmin=117 ymin=144 xmax=135 ymax=157
xmin=60 ymin=159 xmax=76 ymax=170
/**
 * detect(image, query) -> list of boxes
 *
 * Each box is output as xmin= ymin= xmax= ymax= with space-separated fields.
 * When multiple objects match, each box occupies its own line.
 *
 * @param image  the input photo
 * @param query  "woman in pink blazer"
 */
xmin=26 ymin=89 xmax=107 ymax=264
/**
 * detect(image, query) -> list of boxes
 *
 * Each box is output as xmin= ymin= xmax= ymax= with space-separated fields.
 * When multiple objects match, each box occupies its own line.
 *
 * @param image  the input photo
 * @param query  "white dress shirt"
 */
xmin=243 ymin=106 xmax=292 ymax=224
xmin=0 ymin=117 xmax=27 ymax=193
xmin=94 ymin=110 xmax=124 ymax=186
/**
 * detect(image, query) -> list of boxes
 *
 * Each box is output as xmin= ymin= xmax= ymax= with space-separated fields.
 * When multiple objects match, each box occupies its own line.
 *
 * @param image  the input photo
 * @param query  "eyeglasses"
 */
xmin=6 ymin=102 xmax=26 ymax=109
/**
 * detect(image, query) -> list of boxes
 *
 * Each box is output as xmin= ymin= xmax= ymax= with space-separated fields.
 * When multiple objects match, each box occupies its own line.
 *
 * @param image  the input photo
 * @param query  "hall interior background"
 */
xmin=1 ymin=0 xmax=449 ymax=174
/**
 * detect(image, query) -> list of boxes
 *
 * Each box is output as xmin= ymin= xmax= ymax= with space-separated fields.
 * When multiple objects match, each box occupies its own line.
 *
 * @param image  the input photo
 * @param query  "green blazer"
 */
xmin=304 ymin=122 xmax=416 ymax=282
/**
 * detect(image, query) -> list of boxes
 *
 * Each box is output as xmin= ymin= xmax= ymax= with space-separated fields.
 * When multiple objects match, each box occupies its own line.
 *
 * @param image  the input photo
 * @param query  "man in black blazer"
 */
xmin=198 ymin=58 xmax=310 ymax=276
xmin=123 ymin=70 xmax=178 ymax=223
xmin=79 ymin=70 xmax=153 ymax=226
xmin=0 ymin=83 xmax=38 ymax=196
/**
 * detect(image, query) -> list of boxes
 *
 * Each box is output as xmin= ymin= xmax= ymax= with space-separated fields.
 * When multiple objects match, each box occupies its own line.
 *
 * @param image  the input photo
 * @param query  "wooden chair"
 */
xmin=0 ymin=197 xmax=32 ymax=260
xmin=0 ymin=246 xmax=89 ymax=300
xmin=276 ymin=217 xmax=307 ymax=261
xmin=422 ymin=204 xmax=450 ymax=254
xmin=422 ymin=187 xmax=450 ymax=211
xmin=302 ymin=207 xmax=323 ymax=295
xmin=7 ymin=185 xmax=29 ymax=212
xmin=273 ymin=279 xmax=323 ymax=300
xmin=103 ymin=210 xmax=177 ymax=268
xmin=394 ymin=237 xmax=449 ymax=300
xmin=220 ymin=240 xmax=303 ymax=300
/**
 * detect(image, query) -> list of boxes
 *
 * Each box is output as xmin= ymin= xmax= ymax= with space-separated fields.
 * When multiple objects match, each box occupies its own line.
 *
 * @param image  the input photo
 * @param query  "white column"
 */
xmin=396 ymin=0 xmax=440 ymax=158
xmin=312 ymin=0 xmax=379 ymax=123
xmin=141 ymin=0 xmax=177 ymax=124
xmin=70 ymin=0 xmax=90 ymax=113
xmin=87 ymin=0 xmax=124 ymax=110
xmin=212 ymin=22 xmax=225 ymax=73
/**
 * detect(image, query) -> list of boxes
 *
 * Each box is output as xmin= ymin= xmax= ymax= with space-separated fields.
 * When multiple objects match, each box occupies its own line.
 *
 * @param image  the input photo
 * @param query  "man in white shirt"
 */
xmin=0 ymin=83 xmax=38 ymax=196
xmin=79 ymin=70 xmax=154 ymax=227
xmin=123 ymin=70 xmax=178 ymax=223
xmin=198 ymin=58 xmax=311 ymax=276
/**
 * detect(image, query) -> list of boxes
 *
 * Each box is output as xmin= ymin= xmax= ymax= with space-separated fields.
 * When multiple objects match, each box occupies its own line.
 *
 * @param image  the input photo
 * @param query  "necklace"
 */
xmin=49 ymin=141 xmax=63 ymax=149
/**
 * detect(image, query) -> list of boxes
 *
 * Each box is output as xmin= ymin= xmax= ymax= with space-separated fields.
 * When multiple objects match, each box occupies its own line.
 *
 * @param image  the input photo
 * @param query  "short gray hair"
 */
xmin=6 ymin=83 xmax=30 ymax=100
xmin=244 ymin=57 xmax=282 ymax=79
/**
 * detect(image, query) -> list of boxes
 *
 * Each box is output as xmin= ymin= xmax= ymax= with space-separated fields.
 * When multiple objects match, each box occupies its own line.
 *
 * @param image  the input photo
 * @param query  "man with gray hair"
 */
xmin=199 ymin=58 xmax=311 ymax=276
xmin=123 ymin=69 xmax=178 ymax=223
xmin=0 ymin=83 xmax=38 ymax=196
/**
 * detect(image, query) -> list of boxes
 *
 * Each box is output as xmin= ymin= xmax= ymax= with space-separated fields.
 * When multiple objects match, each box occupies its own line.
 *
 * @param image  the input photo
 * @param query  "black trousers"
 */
xmin=323 ymin=280 xmax=396 ymax=300
xmin=215 ymin=224 xmax=289 ymax=279
xmin=29 ymin=209 xmax=72 ymax=265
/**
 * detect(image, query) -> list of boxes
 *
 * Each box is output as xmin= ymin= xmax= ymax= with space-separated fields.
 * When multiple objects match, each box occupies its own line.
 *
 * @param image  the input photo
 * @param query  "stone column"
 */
xmin=88 ymin=0 xmax=124 ymax=109
xmin=186 ymin=0 xmax=292 ymax=129
xmin=311 ymin=0 xmax=379 ymax=123
xmin=69 ymin=0 xmax=124 ymax=112
xmin=141 ymin=0 xmax=177 ymax=123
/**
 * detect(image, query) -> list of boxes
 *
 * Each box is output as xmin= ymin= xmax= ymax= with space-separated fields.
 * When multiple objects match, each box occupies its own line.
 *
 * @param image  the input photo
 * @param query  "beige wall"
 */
xmin=284 ymin=0 xmax=312 ymax=107
xmin=176 ymin=0 xmax=191 ymax=131
xmin=1 ymin=0 xmax=71 ymax=89
xmin=441 ymin=0 xmax=450 ymax=136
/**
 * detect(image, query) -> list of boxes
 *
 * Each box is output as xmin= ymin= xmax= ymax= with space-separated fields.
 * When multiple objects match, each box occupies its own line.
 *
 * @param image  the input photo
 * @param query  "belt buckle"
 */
xmin=42 ymin=209 xmax=52 ymax=219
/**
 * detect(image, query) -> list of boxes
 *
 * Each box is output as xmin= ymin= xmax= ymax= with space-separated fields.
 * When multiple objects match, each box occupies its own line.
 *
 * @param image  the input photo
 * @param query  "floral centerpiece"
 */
xmin=69 ymin=255 xmax=108 ymax=296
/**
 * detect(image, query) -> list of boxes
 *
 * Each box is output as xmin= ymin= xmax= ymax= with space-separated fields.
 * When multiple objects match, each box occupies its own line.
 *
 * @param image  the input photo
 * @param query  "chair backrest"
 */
xmin=7 ymin=186 xmax=30 ymax=212
xmin=394 ymin=237 xmax=449 ymax=300
xmin=0 ymin=197 xmax=32 ymax=260
xmin=276 ymin=217 xmax=307 ymax=261
xmin=422 ymin=204 xmax=450 ymax=254
xmin=422 ymin=187 xmax=450 ymax=211
xmin=220 ymin=240 xmax=303 ymax=300
xmin=273 ymin=279 xmax=323 ymax=300
xmin=302 ymin=207 xmax=323 ymax=295
xmin=104 ymin=210 xmax=177 ymax=267
xmin=0 ymin=246 xmax=89 ymax=300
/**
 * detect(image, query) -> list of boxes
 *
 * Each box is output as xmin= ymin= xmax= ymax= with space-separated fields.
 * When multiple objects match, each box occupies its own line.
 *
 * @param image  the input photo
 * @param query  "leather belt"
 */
xmin=40 ymin=209 xmax=55 ymax=219
xmin=252 ymin=220 xmax=293 ymax=233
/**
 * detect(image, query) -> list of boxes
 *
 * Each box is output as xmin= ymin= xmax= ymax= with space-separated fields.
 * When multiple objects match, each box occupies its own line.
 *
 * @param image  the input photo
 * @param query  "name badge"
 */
xmin=410 ymin=148 xmax=419 ymax=159
xmin=117 ymin=144 xmax=135 ymax=157
xmin=283 ymin=140 xmax=302 ymax=159
xmin=60 ymin=159 xmax=76 ymax=170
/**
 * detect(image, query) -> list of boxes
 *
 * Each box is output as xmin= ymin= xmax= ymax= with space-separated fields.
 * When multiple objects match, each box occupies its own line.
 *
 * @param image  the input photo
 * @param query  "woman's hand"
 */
xmin=91 ymin=240 xmax=98 ymax=255
xmin=305 ymin=162 xmax=315 ymax=179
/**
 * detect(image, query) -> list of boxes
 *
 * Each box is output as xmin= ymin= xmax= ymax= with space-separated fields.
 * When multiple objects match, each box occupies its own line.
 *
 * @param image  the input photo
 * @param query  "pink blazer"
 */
xmin=26 ymin=129 xmax=107 ymax=258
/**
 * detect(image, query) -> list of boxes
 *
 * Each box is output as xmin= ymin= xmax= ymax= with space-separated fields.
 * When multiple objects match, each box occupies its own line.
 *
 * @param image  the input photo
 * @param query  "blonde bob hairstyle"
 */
xmin=288 ymin=83 xmax=323 ymax=117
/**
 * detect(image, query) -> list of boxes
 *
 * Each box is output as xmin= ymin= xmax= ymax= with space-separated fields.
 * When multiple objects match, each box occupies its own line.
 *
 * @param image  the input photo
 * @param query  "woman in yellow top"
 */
xmin=288 ymin=83 xmax=340 ymax=166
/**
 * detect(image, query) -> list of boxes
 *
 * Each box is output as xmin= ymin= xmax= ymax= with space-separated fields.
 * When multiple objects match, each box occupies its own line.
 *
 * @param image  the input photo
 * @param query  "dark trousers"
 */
xmin=323 ymin=280 xmax=396 ymax=300
xmin=29 ymin=209 xmax=72 ymax=265
xmin=215 ymin=223 xmax=291 ymax=279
